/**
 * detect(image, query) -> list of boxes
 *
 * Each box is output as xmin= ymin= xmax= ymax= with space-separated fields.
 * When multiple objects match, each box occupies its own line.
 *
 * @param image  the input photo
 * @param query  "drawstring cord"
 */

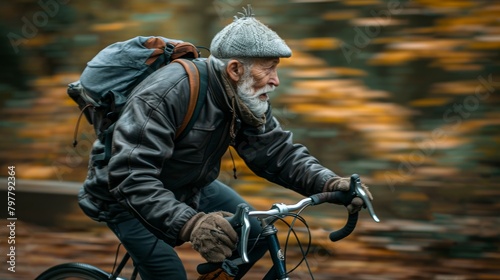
xmin=72 ymin=104 xmax=94 ymax=147
xmin=229 ymin=96 xmax=238 ymax=179
xmin=229 ymin=96 xmax=237 ymax=143
xmin=228 ymin=147 xmax=238 ymax=180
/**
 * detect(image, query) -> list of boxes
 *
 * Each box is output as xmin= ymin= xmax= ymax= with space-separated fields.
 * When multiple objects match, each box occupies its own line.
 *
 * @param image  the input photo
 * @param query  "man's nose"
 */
xmin=269 ymin=70 xmax=280 ymax=87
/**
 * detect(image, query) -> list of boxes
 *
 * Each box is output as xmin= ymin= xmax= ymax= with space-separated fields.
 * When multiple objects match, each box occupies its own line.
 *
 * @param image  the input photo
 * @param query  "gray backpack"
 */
xmin=68 ymin=36 xmax=208 ymax=164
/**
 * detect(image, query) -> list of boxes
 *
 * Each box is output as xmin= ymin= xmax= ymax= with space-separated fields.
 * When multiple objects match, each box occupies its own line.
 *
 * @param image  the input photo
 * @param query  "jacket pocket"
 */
xmin=173 ymin=125 xmax=217 ymax=164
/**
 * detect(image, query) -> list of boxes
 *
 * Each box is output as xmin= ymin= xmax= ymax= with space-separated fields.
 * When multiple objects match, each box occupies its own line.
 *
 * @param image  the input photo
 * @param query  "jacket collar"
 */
xmin=207 ymin=56 xmax=233 ymax=114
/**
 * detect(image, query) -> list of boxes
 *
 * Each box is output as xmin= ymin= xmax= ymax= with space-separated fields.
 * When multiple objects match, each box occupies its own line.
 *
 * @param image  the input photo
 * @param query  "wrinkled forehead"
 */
xmin=250 ymin=57 xmax=280 ymax=67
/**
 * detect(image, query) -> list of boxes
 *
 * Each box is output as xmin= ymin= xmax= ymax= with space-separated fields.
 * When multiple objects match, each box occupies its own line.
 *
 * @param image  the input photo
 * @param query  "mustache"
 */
xmin=254 ymin=84 xmax=276 ymax=96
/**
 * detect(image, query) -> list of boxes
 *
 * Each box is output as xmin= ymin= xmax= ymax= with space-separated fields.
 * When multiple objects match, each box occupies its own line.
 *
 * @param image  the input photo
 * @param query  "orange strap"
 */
xmin=172 ymin=59 xmax=200 ymax=139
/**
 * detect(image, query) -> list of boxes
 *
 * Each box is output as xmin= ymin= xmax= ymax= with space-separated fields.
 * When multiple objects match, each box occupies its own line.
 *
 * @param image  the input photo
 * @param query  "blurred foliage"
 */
xmin=0 ymin=0 xmax=499 ymax=279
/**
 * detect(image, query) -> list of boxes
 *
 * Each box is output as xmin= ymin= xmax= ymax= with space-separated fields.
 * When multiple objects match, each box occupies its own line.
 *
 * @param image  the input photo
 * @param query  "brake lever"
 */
xmin=351 ymin=174 xmax=380 ymax=223
xmin=225 ymin=203 xmax=250 ymax=264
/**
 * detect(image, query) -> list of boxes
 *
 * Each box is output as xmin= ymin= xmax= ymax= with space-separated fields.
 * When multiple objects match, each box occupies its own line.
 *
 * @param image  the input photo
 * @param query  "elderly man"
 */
xmin=78 ymin=6 xmax=372 ymax=280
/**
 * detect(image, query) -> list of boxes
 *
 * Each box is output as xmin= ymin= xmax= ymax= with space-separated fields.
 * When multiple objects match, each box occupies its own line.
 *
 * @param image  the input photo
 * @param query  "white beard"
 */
xmin=236 ymin=74 xmax=275 ymax=117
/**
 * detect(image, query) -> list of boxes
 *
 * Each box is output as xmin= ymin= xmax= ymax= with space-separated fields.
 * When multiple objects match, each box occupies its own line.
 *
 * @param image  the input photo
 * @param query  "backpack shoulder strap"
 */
xmin=173 ymin=58 xmax=208 ymax=141
xmin=95 ymin=58 xmax=208 ymax=166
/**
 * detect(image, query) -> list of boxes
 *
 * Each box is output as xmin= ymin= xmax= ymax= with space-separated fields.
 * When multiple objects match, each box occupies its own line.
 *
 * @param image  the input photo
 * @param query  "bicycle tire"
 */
xmin=35 ymin=263 xmax=113 ymax=280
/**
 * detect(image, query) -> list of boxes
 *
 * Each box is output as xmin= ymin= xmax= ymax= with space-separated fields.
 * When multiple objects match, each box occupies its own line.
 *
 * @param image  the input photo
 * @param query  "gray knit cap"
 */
xmin=210 ymin=5 xmax=292 ymax=59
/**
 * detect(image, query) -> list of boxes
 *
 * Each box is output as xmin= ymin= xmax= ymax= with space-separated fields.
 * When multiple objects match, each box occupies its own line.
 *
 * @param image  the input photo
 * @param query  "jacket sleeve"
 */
xmin=234 ymin=107 xmax=337 ymax=196
xmin=107 ymin=69 xmax=197 ymax=246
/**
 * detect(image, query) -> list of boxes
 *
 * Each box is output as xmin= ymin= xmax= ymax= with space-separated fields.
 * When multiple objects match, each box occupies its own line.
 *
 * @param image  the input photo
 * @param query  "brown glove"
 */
xmin=179 ymin=211 xmax=238 ymax=263
xmin=323 ymin=177 xmax=373 ymax=214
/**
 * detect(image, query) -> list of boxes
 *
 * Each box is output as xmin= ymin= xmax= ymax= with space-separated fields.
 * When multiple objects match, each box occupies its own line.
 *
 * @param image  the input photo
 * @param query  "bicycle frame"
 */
xmin=263 ymin=226 xmax=288 ymax=280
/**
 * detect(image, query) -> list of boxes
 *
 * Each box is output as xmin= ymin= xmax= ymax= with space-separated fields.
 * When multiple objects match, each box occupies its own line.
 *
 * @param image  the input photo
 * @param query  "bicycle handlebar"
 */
xmin=226 ymin=174 xmax=380 ymax=264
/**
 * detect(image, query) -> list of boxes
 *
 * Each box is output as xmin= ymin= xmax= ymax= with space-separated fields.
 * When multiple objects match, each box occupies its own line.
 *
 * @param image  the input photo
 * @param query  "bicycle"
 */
xmin=35 ymin=174 xmax=379 ymax=280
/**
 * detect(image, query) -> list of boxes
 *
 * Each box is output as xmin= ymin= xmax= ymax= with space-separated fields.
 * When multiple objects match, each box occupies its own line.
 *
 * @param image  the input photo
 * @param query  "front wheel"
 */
xmin=35 ymin=263 xmax=113 ymax=280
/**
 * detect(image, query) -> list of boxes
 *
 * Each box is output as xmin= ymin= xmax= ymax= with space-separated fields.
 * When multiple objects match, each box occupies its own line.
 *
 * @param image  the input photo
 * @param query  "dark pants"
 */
xmin=107 ymin=180 xmax=267 ymax=280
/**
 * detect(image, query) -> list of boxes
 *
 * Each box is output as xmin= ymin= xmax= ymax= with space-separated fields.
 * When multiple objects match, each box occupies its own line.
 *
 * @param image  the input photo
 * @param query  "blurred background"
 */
xmin=0 ymin=0 xmax=499 ymax=279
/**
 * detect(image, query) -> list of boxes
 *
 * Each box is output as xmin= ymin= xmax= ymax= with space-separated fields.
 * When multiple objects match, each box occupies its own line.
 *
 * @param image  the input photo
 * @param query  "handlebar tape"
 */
xmin=310 ymin=192 xmax=359 ymax=241
xmin=310 ymin=191 xmax=354 ymax=206
xmin=329 ymin=212 xmax=358 ymax=241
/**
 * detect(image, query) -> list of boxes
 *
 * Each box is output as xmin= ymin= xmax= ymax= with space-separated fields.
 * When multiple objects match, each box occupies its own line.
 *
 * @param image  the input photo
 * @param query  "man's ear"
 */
xmin=226 ymin=59 xmax=244 ymax=83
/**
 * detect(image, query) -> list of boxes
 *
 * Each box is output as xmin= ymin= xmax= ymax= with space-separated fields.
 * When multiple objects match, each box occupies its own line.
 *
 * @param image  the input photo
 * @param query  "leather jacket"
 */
xmin=78 ymin=57 xmax=337 ymax=246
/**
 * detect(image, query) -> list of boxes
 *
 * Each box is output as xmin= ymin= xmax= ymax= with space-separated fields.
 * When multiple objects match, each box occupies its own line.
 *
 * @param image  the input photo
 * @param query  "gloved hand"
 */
xmin=323 ymin=177 xmax=373 ymax=214
xmin=179 ymin=211 xmax=238 ymax=263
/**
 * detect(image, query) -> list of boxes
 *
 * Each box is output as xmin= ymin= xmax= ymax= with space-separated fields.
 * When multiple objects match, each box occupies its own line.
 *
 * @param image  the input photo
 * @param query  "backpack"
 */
xmin=68 ymin=36 xmax=208 ymax=165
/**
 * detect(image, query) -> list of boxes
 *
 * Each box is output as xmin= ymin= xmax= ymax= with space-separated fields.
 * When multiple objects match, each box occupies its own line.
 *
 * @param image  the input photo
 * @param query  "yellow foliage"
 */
xmin=300 ymin=37 xmax=342 ymax=51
